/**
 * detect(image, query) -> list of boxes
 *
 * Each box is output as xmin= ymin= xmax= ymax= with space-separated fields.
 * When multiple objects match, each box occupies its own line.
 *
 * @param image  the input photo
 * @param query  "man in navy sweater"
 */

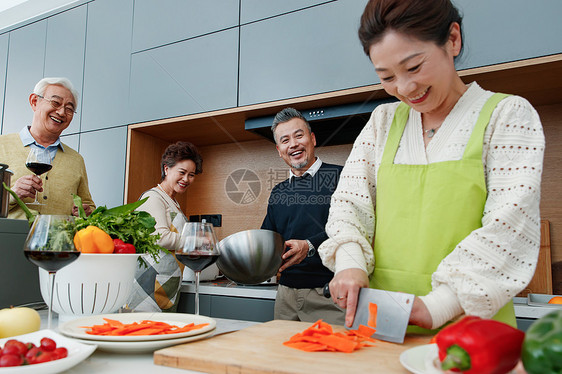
xmin=261 ymin=107 xmax=345 ymax=325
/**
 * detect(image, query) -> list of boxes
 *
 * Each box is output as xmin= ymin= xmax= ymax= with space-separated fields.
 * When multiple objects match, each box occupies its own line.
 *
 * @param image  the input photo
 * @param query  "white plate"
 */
xmin=73 ymin=329 xmax=215 ymax=353
xmin=59 ymin=312 xmax=216 ymax=342
xmin=400 ymin=344 xmax=443 ymax=374
xmin=0 ymin=329 xmax=96 ymax=374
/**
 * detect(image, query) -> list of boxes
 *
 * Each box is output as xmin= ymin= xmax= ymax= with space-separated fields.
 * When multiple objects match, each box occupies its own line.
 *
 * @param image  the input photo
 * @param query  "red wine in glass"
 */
xmin=24 ymin=250 xmax=80 ymax=272
xmin=176 ymin=252 xmax=219 ymax=272
xmin=25 ymin=148 xmax=52 ymax=205
xmin=23 ymin=215 xmax=80 ymax=329
xmin=25 ymin=162 xmax=53 ymax=176
xmin=178 ymin=222 xmax=220 ymax=315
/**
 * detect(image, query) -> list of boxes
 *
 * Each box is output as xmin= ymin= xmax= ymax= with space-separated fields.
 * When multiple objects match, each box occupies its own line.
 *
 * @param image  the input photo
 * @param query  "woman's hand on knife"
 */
xmin=329 ymin=268 xmax=369 ymax=327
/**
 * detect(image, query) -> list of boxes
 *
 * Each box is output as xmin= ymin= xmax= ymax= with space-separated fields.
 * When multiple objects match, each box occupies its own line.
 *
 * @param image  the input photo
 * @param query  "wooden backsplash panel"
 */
xmin=536 ymin=103 xmax=562 ymax=294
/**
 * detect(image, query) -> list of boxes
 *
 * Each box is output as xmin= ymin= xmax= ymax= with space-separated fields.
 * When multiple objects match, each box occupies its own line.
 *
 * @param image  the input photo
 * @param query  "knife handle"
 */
xmin=322 ymin=283 xmax=331 ymax=298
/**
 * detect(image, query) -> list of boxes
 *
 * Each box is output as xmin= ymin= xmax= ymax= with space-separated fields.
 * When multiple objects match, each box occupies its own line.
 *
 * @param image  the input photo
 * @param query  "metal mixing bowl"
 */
xmin=217 ymin=229 xmax=284 ymax=285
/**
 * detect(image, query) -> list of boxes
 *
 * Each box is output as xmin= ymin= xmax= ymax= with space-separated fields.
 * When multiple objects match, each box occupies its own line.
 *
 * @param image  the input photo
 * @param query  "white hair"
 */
xmin=33 ymin=77 xmax=79 ymax=104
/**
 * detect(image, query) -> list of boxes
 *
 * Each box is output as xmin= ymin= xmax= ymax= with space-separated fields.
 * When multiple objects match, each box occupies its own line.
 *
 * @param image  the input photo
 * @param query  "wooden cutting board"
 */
xmin=154 ymin=320 xmax=432 ymax=373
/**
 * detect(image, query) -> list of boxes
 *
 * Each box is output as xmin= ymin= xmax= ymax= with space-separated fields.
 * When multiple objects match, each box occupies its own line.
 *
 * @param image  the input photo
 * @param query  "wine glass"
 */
xmin=23 ymin=215 xmax=80 ymax=329
xmin=25 ymin=147 xmax=52 ymax=205
xmin=177 ymin=221 xmax=220 ymax=315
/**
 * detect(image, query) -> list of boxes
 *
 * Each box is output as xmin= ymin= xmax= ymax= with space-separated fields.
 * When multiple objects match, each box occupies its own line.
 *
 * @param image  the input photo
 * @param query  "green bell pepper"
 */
xmin=521 ymin=309 xmax=562 ymax=374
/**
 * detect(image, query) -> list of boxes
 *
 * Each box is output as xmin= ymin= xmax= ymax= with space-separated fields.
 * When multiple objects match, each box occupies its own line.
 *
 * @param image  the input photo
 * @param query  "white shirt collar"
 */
xmin=289 ymin=157 xmax=322 ymax=181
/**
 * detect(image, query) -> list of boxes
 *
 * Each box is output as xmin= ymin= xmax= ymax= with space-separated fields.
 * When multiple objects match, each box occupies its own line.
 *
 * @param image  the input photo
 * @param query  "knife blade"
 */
xmin=323 ymin=283 xmax=414 ymax=343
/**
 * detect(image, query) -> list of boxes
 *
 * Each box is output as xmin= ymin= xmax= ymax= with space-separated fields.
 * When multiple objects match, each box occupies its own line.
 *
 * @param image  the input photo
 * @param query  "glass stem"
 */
xmin=195 ymin=271 xmax=201 ymax=315
xmin=48 ymin=271 xmax=56 ymax=329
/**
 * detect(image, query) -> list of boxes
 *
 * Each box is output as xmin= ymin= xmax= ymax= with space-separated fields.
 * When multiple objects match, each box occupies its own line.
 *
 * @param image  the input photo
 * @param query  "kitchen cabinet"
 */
xmin=129 ymin=28 xmax=239 ymax=124
xmin=455 ymin=0 xmax=562 ymax=70
xmin=81 ymin=0 xmax=133 ymax=132
xmin=44 ymin=5 xmax=87 ymax=136
xmin=0 ymin=34 xmax=7 ymax=134
xmin=79 ymin=126 xmax=127 ymax=208
xmin=0 ymin=218 xmax=41 ymax=309
xmin=132 ymin=0 xmax=239 ymax=53
xmin=240 ymin=0 xmax=332 ymax=24
xmin=178 ymin=294 xmax=274 ymax=322
xmin=239 ymin=0 xmax=374 ymax=106
xmin=2 ymin=20 xmax=46 ymax=135
xmin=178 ymin=281 xmax=276 ymax=322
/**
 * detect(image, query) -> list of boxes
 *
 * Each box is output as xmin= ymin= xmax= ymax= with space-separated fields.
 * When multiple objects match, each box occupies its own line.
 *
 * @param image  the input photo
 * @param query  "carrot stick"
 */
xmin=368 ymin=302 xmax=378 ymax=328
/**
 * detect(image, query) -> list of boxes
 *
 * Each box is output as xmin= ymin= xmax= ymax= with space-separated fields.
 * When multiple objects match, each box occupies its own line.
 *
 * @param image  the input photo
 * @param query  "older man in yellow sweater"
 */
xmin=0 ymin=77 xmax=94 ymax=219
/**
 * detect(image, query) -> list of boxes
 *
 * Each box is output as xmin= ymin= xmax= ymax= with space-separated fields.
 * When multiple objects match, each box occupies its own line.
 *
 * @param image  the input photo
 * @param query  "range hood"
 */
xmin=245 ymin=98 xmax=396 ymax=146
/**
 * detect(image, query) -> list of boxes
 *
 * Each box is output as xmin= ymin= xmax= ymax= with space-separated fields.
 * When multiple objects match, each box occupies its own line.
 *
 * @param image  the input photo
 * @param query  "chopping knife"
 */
xmin=323 ymin=283 xmax=414 ymax=344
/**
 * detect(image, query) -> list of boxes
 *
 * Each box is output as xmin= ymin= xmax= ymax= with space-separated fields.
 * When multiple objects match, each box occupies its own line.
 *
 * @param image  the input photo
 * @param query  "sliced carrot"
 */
xmin=104 ymin=318 xmax=125 ymax=328
xmin=355 ymin=324 xmax=376 ymax=338
xmin=368 ymin=302 xmax=378 ymax=328
xmin=82 ymin=319 xmax=209 ymax=336
xmin=283 ymin=319 xmax=376 ymax=353
xmin=316 ymin=334 xmax=358 ymax=353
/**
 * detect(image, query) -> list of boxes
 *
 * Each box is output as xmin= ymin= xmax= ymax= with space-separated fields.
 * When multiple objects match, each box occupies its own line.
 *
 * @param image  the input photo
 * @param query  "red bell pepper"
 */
xmin=435 ymin=315 xmax=524 ymax=374
xmin=112 ymin=238 xmax=136 ymax=254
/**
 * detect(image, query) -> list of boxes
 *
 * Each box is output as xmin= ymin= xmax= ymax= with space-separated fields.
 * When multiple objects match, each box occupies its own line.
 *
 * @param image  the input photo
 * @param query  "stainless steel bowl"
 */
xmin=217 ymin=229 xmax=284 ymax=285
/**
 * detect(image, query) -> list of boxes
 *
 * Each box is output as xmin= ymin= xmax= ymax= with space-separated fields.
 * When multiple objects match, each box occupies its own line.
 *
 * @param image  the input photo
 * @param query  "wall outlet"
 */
xmin=200 ymin=214 xmax=222 ymax=227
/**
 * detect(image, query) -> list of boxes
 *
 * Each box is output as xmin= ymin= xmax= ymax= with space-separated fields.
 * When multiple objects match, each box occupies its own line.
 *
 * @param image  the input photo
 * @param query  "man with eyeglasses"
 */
xmin=0 ymin=77 xmax=95 ymax=219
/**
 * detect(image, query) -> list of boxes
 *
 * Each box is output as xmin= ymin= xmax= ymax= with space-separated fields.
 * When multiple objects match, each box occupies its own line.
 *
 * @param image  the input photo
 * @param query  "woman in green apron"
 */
xmin=318 ymin=0 xmax=544 ymax=331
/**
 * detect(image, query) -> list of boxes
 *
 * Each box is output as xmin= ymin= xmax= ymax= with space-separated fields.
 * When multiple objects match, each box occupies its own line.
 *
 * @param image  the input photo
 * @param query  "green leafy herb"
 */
xmin=45 ymin=218 xmax=76 ymax=251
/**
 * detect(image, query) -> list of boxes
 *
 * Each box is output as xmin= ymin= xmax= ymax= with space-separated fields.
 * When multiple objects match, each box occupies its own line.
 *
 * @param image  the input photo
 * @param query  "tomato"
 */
xmin=0 ymin=354 xmax=23 ymax=367
xmin=3 ymin=339 xmax=18 ymax=347
xmin=8 ymin=340 xmax=28 ymax=355
xmin=34 ymin=351 xmax=55 ymax=364
xmin=40 ymin=337 xmax=57 ymax=352
xmin=25 ymin=346 xmax=41 ymax=363
xmin=1 ymin=345 xmax=20 ymax=356
xmin=0 ymin=337 xmax=68 ymax=366
xmin=53 ymin=347 xmax=68 ymax=359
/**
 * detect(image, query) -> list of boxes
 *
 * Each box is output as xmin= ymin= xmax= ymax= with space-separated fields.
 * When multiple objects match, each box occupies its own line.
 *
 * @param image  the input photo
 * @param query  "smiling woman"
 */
xmin=319 ymin=0 xmax=545 ymax=333
xmin=127 ymin=141 xmax=203 ymax=313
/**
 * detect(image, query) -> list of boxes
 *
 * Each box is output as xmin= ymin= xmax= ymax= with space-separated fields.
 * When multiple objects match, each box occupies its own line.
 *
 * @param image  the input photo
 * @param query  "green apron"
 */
xmin=371 ymin=93 xmax=516 ymax=333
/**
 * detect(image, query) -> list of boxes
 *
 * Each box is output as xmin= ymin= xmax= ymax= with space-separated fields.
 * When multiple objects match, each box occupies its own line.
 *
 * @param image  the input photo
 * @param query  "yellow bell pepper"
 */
xmin=74 ymin=225 xmax=115 ymax=253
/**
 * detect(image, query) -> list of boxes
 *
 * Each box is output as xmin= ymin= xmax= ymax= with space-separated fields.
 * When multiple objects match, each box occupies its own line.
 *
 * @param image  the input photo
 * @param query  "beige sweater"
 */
xmin=0 ymin=133 xmax=95 ymax=219
xmin=319 ymin=83 xmax=545 ymax=328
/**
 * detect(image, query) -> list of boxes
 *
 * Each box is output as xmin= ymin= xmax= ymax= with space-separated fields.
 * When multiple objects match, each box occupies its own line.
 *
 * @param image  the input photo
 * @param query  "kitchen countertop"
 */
xmin=37 ymin=311 xmax=258 ymax=373
xmin=180 ymin=277 xmax=277 ymax=300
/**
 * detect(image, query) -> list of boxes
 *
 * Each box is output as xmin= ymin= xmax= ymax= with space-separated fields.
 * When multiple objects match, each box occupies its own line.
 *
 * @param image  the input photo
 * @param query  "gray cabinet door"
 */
xmin=81 ymin=0 xmax=133 ymax=132
xmin=210 ymin=295 xmax=274 ymax=322
xmin=0 ymin=34 xmax=8 ymax=134
xmin=79 ymin=126 xmax=127 ymax=208
xmin=44 ymin=5 xmax=87 ymax=136
xmin=456 ymin=0 xmax=562 ymax=70
xmin=239 ymin=0 xmax=374 ymax=106
xmin=3 ymin=21 xmax=47 ymax=135
xmin=129 ymin=28 xmax=238 ymax=124
xmin=132 ymin=0 xmax=239 ymax=52
xmin=240 ymin=0 xmax=331 ymax=24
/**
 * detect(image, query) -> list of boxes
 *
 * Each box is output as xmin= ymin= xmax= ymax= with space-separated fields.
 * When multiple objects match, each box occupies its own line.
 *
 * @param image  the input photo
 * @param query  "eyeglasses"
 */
xmin=36 ymin=94 xmax=76 ymax=116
